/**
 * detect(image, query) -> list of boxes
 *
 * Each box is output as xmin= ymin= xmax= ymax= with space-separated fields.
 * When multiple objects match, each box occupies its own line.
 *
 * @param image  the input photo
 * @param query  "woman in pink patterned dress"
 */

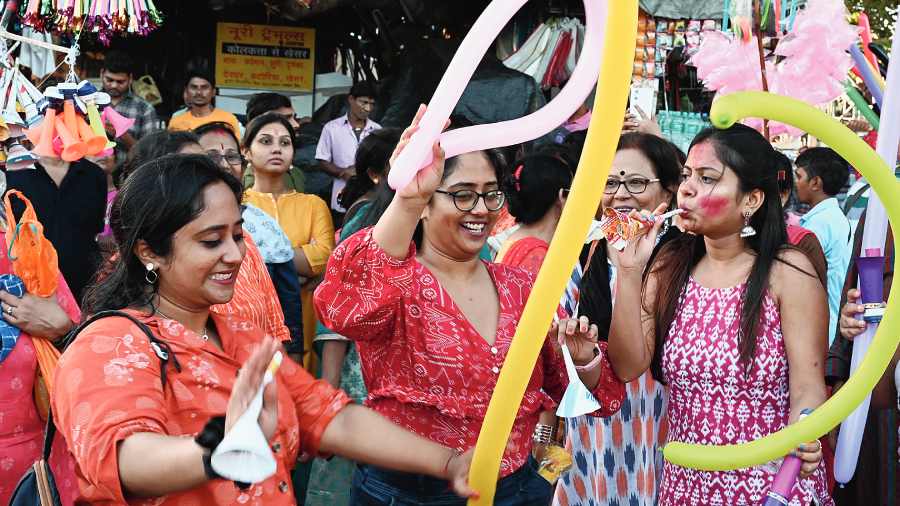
xmin=0 ymin=223 xmax=81 ymax=505
xmin=607 ymin=124 xmax=832 ymax=505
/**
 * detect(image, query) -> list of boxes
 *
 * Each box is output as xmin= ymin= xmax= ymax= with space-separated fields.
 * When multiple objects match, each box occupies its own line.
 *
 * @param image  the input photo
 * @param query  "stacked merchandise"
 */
xmin=657 ymin=110 xmax=711 ymax=154
xmin=634 ymin=10 xmax=720 ymax=83
xmin=502 ymin=16 xmax=585 ymax=90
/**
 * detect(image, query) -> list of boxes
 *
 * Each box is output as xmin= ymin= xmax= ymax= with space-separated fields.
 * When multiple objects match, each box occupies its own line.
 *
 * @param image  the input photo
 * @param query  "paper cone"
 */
xmin=555 ymin=343 xmax=601 ymax=418
xmin=210 ymin=352 xmax=282 ymax=483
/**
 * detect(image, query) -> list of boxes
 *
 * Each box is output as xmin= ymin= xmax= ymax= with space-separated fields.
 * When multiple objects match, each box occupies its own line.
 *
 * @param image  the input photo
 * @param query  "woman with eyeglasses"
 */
xmin=195 ymin=122 xmax=306 ymax=361
xmin=243 ymin=113 xmax=336 ymax=372
xmin=553 ymin=132 xmax=683 ymax=506
xmin=314 ymin=106 xmax=625 ymax=505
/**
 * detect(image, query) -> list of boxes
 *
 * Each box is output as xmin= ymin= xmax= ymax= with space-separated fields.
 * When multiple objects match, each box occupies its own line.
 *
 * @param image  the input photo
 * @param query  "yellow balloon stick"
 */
xmin=465 ymin=1 xmax=638 ymax=503
xmin=663 ymin=91 xmax=900 ymax=471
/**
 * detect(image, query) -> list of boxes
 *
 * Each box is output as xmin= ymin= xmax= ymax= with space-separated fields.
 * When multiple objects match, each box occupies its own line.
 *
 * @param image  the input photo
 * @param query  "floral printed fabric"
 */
xmin=314 ymin=228 xmax=625 ymax=477
xmin=242 ymin=204 xmax=294 ymax=264
xmin=51 ymin=310 xmax=351 ymax=506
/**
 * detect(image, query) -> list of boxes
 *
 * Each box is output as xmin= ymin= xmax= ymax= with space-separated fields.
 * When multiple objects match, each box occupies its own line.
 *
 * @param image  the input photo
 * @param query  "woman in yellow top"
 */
xmin=243 ymin=113 xmax=335 ymax=371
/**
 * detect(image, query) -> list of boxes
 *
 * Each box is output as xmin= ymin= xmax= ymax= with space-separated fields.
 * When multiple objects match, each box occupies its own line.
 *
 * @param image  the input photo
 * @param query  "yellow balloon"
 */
xmin=663 ymin=91 xmax=900 ymax=471
xmin=465 ymin=1 xmax=639 ymax=503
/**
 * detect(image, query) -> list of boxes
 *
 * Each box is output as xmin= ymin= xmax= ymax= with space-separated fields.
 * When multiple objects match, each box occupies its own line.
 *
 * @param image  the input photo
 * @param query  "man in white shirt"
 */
xmin=314 ymin=82 xmax=380 ymax=217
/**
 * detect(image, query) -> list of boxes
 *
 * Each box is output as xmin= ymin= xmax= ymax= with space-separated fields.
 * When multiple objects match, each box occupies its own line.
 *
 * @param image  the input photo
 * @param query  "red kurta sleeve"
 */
xmin=277 ymin=347 xmax=352 ymax=456
xmin=51 ymin=318 xmax=169 ymax=504
xmin=314 ymin=228 xmax=417 ymax=342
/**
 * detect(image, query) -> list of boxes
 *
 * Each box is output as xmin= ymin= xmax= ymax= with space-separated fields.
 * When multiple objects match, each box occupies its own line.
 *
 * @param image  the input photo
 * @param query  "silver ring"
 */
xmin=6 ymin=306 xmax=13 ymax=316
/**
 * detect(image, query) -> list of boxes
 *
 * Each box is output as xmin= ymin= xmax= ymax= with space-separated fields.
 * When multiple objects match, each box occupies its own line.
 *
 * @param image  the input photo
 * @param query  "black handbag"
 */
xmin=9 ymin=410 xmax=62 ymax=506
xmin=7 ymin=311 xmax=180 ymax=506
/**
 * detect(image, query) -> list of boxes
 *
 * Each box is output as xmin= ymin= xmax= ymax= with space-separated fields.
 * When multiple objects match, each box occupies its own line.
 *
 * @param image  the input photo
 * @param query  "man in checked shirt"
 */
xmin=101 ymin=50 xmax=160 ymax=165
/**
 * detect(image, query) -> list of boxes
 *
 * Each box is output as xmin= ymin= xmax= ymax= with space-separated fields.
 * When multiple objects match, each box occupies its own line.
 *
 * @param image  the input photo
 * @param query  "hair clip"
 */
xmin=513 ymin=164 xmax=524 ymax=191
xmin=777 ymin=170 xmax=786 ymax=181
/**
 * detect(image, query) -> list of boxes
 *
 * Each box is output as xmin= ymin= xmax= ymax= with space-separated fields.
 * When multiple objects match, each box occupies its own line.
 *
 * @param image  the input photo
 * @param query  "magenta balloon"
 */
xmin=388 ymin=0 xmax=607 ymax=190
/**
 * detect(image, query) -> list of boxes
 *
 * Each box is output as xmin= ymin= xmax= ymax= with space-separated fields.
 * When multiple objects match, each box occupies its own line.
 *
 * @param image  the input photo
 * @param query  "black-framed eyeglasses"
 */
xmin=604 ymin=177 xmax=660 ymax=195
xmin=207 ymin=151 xmax=245 ymax=167
xmin=434 ymin=189 xmax=505 ymax=212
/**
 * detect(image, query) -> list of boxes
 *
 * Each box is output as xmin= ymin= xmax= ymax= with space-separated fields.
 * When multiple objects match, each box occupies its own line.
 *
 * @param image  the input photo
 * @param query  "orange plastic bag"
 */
xmin=32 ymin=339 xmax=61 ymax=419
xmin=3 ymin=190 xmax=59 ymax=297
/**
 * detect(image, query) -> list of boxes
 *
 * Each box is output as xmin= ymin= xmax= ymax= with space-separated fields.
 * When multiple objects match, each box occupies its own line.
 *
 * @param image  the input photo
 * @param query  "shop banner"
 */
xmin=215 ymin=23 xmax=315 ymax=92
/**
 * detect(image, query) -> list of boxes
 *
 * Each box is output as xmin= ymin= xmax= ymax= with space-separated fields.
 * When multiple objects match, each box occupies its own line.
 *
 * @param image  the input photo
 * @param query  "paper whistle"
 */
xmin=857 ymin=249 xmax=886 ymax=323
xmin=600 ymin=208 xmax=683 ymax=251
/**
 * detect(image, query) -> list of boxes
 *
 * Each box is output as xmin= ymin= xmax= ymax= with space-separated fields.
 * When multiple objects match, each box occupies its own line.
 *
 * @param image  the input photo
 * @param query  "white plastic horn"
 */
xmin=211 ymin=352 xmax=283 ymax=484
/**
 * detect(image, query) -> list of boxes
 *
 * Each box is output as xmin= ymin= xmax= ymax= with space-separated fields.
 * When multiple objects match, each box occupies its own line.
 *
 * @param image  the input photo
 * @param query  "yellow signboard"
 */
xmin=215 ymin=23 xmax=315 ymax=92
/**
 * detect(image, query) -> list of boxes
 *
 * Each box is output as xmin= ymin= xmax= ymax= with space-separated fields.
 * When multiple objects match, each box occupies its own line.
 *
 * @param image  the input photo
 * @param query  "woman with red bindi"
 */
xmin=605 ymin=124 xmax=833 ymax=505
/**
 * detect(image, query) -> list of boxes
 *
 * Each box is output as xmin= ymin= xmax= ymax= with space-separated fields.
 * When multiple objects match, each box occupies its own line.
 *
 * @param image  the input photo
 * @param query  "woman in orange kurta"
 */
xmin=52 ymin=154 xmax=475 ymax=506
xmin=243 ymin=113 xmax=335 ymax=371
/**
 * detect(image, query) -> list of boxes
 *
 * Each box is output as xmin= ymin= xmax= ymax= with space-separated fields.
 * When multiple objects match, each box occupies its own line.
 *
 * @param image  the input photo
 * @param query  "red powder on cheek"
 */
xmin=698 ymin=195 xmax=729 ymax=216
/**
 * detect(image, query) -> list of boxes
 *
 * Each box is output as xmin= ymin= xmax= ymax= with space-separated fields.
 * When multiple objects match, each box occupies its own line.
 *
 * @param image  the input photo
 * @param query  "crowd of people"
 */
xmin=0 ymin=47 xmax=897 ymax=506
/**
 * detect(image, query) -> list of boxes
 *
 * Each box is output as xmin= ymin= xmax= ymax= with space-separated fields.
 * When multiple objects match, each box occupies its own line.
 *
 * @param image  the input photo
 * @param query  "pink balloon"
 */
xmin=388 ymin=0 xmax=607 ymax=190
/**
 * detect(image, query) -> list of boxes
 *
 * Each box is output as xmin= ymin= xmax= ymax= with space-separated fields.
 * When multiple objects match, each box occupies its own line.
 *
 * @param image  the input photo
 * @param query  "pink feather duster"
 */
xmin=691 ymin=0 xmax=858 ymax=137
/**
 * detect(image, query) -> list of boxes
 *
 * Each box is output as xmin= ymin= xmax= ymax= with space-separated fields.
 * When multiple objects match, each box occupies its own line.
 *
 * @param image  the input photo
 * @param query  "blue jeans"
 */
xmin=349 ymin=457 xmax=553 ymax=506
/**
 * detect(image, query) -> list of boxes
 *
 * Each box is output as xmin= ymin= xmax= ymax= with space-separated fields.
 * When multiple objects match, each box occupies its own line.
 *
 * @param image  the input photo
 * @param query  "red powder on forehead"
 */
xmin=698 ymin=195 xmax=729 ymax=216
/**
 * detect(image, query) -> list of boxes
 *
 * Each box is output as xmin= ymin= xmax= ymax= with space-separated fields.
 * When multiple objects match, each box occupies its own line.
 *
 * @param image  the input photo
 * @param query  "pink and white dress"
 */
xmin=660 ymin=277 xmax=832 ymax=506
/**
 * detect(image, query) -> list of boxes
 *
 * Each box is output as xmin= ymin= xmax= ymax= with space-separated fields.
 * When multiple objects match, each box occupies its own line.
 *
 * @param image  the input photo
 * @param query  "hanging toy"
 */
xmin=19 ymin=0 xmax=165 ymax=45
xmin=729 ymin=0 xmax=754 ymax=42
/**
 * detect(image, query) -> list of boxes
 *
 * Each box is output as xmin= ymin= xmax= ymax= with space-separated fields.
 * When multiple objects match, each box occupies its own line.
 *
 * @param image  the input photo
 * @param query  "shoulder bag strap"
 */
xmin=44 ymin=310 xmax=182 ymax=458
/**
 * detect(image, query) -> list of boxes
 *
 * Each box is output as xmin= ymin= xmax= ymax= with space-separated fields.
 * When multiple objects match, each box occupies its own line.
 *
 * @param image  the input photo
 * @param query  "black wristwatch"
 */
xmin=194 ymin=416 xmax=250 ymax=489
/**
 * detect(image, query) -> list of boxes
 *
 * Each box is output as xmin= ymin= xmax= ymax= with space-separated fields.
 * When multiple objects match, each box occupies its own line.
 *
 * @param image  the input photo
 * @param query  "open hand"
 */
xmin=225 ymin=338 xmax=280 ymax=441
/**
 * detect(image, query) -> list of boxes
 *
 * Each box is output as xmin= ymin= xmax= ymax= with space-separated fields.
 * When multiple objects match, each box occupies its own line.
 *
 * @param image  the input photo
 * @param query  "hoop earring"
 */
xmin=740 ymin=210 xmax=757 ymax=238
xmin=145 ymin=263 xmax=159 ymax=284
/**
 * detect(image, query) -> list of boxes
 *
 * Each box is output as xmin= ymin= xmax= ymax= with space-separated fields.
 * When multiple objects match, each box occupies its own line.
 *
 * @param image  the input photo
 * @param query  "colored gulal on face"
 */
xmin=699 ymin=195 xmax=729 ymax=216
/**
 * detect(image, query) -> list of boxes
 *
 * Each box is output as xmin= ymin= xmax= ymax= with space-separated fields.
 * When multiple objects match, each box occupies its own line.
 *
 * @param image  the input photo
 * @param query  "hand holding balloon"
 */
xmin=388 ymin=105 xmax=448 ymax=206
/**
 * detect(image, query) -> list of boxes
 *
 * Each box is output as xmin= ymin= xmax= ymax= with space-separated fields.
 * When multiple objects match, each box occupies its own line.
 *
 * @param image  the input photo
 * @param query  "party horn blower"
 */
xmin=6 ymin=140 xmax=38 ymax=170
xmin=86 ymin=101 xmax=114 ymax=149
xmin=211 ymin=351 xmax=283 ymax=483
xmin=761 ymin=409 xmax=814 ymax=506
xmin=30 ymin=107 xmax=58 ymax=158
xmin=77 ymin=116 xmax=107 ymax=155
xmin=54 ymin=116 xmax=86 ymax=162
xmin=100 ymin=105 xmax=134 ymax=138
xmin=857 ymin=248 xmax=886 ymax=323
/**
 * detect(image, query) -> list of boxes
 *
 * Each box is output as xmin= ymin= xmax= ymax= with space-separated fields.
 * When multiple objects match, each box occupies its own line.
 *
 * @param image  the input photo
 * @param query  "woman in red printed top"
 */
xmin=315 ymin=106 xmax=625 ymax=505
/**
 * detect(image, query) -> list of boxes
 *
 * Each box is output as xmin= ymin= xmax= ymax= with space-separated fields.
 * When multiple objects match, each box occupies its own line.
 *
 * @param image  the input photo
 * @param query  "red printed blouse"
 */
xmin=314 ymin=229 xmax=624 ymax=476
xmin=51 ymin=310 xmax=351 ymax=505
